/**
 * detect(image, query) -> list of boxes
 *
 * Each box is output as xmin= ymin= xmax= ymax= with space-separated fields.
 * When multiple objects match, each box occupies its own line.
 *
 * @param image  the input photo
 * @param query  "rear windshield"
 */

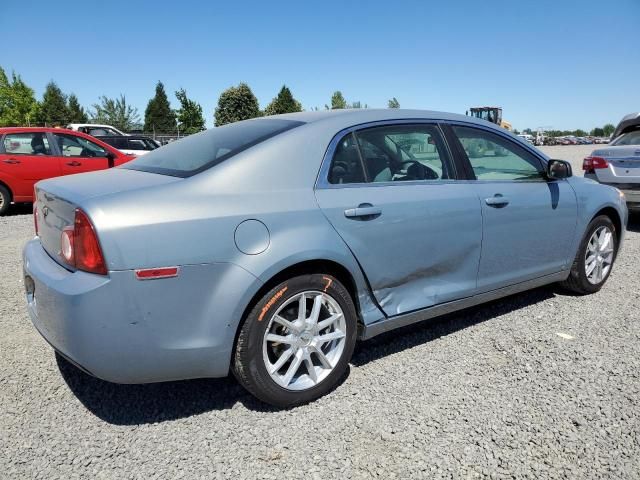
xmin=611 ymin=128 xmax=640 ymax=146
xmin=122 ymin=118 xmax=304 ymax=177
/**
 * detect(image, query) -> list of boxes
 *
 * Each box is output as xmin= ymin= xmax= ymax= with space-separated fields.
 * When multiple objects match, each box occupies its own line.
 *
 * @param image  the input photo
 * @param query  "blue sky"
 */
xmin=2 ymin=0 xmax=638 ymax=130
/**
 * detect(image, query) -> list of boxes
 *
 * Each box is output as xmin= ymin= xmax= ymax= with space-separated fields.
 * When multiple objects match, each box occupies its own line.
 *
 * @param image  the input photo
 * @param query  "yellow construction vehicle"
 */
xmin=467 ymin=107 xmax=512 ymax=131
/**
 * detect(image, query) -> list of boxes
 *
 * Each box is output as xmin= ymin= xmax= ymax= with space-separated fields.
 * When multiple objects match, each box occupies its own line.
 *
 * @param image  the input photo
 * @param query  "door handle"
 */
xmin=485 ymin=194 xmax=509 ymax=208
xmin=66 ymin=161 xmax=82 ymax=167
xmin=2 ymin=159 xmax=21 ymax=164
xmin=344 ymin=203 xmax=382 ymax=219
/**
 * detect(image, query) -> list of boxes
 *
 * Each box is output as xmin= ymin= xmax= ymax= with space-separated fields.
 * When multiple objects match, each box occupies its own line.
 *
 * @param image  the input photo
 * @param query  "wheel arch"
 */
xmin=0 ymin=178 xmax=13 ymax=201
xmin=231 ymin=258 xmax=369 ymax=365
xmin=594 ymin=206 xmax=622 ymax=239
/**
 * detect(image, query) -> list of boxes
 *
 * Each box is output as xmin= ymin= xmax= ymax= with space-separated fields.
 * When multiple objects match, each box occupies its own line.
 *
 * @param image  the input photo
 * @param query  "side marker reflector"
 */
xmin=135 ymin=267 xmax=179 ymax=280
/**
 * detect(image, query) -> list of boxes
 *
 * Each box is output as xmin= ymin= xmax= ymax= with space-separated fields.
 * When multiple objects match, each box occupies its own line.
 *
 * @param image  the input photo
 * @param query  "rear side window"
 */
xmin=328 ymin=124 xmax=453 ymax=184
xmin=328 ymin=133 xmax=365 ymax=184
xmin=2 ymin=133 xmax=51 ymax=155
xmin=123 ymin=119 xmax=305 ymax=177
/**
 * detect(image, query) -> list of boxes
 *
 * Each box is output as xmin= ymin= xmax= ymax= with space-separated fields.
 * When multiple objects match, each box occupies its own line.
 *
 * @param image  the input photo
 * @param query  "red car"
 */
xmin=0 ymin=127 xmax=134 ymax=215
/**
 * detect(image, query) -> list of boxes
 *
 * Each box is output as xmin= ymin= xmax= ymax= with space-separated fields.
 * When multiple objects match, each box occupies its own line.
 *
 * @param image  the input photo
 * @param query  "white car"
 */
xmin=98 ymin=135 xmax=160 ymax=156
xmin=66 ymin=124 xmax=128 ymax=136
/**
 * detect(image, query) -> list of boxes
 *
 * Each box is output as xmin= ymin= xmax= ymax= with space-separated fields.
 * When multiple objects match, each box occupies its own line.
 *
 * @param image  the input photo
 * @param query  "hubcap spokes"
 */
xmin=263 ymin=291 xmax=346 ymax=391
xmin=585 ymin=226 xmax=614 ymax=285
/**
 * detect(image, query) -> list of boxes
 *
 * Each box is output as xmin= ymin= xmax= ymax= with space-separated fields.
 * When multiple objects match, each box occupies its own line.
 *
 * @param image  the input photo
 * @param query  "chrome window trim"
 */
xmin=315 ymin=119 xmax=457 ymax=190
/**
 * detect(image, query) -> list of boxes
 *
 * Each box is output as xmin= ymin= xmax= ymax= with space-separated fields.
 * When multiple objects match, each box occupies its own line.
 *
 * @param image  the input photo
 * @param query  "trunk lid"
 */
xmin=592 ymin=146 xmax=640 ymax=183
xmin=35 ymin=168 xmax=181 ymax=267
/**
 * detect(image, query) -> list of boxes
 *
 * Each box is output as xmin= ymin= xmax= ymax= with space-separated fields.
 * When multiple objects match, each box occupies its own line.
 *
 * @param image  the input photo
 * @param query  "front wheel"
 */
xmin=233 ymin=274 xmax=357 ymax=408
xmin=560 ymin=215 xmax=618 ymax=294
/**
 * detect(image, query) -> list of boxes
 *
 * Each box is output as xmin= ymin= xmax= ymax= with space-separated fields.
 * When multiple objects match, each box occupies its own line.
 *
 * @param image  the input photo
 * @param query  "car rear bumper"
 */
xmin=22 ymin=239 xmax=260 ymax=383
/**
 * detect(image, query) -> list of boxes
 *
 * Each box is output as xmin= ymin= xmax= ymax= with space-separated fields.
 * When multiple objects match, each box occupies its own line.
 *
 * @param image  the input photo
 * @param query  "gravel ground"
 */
xmin=1 ymin=145 xmax=639 ymax=479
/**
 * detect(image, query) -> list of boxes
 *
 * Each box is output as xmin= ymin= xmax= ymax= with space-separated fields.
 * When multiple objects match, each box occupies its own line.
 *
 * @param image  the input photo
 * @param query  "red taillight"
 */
xmin=583 ymin=156 xmax=609 ymax=171
xmin=60 ymin=209 xmax=107 ymax=275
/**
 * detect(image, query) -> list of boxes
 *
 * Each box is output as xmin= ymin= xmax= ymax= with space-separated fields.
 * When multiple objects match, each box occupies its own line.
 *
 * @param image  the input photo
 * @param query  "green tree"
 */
xmin=330 ymin=91 xmax=347 ymax=109
xmin=91 ymin=94 xmax=139 ymax=132
xmin=603 ymin=123 xmax=615 ymax=137
xmin=388 ymin=97 xmax=400 ymax=108
xmin=144 ymin=81 xmax=176 ymax=133
xmin=214 ymin=83 xmax=261 ymax=126
xmin=0 ymin=68 xmax=39 ymax=126
xmin=590 ymin=127 xmax=605 ymax=137
xmin=175 ymin=88 xmax=206 ymax=134
xmin=38 ymin=81 xmax=69 ymax=126
xmin=264 ymin=85 xmax=302 ymax=116
xmin=67 ymin=94 xmax=88 ymax=123
xmin=574 ymin=129 xmax=587 ymax=137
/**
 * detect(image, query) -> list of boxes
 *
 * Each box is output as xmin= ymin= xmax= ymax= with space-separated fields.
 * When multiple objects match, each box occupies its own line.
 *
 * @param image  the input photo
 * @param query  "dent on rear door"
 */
xmin=315 ymin=183 xmax=483 ymax=317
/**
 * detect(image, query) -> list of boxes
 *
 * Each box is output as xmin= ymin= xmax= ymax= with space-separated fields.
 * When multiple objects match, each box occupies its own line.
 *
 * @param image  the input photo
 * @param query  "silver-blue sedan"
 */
xmin=23 ymin=109 xmax=628 ymax=407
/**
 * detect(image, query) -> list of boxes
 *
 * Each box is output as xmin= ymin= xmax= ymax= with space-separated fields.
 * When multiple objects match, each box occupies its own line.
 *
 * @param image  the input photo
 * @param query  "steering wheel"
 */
xmin=399 ymin=160 xmax=439 ymax=180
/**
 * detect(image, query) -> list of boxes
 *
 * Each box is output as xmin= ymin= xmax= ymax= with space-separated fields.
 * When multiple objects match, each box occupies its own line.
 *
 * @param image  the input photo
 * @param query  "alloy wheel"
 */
xmin=585 ymin=225 xmax=614 ymax=285
xmin=262 ymin=291 xmax=346 ymax=391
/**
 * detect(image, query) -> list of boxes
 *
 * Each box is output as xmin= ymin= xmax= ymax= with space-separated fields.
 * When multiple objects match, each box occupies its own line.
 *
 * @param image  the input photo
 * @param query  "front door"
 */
xmin=315 ymin=123 xmax=482 ymax=317
xmin=51 ymin=132 xmax=110 ymax=175
xmin=450 ymin=124 xmax=578 ymax=292
xmin=0 ymin=132 xmax=60 ymax=199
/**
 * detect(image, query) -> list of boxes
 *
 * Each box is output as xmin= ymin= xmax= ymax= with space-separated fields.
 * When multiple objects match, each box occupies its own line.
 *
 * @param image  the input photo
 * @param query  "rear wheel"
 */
xmin=560 ymin=215 xmax=617 ymax=294
xmin=0 ymin=185 xmax=11 ymax=216
xmin=233 ymin=274 xmax=357 ymax=407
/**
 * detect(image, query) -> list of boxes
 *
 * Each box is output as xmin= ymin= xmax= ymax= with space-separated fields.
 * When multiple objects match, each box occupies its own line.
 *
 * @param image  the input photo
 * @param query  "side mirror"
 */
xmin=547 ymin=159 xmax=572 ymax=179
xmin=105 ymin=151 xmax=116 ymax=168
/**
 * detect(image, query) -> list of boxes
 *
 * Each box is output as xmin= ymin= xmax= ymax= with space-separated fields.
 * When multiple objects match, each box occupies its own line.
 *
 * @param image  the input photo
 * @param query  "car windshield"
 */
xmin=611 ymin=129 xmax=640 ymax=146
xmin=122 ymin=118 xmax=304 ymax=177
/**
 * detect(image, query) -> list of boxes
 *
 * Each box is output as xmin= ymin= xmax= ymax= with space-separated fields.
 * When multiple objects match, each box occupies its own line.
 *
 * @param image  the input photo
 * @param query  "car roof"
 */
xmin=0 ymin=127 xmax=79 ymax=133
xmin=274 ymin=108 xmax=473 ymax=124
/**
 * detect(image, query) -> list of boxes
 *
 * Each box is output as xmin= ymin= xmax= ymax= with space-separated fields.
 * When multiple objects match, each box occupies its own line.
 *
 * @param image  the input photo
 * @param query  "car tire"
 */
xmin=559 ymin=215 xmax=618 ymax=295
xmin=0 ymin=185 xmax=11 ymax=216
xmin=233 ymin=274 xmax=357 ymax=408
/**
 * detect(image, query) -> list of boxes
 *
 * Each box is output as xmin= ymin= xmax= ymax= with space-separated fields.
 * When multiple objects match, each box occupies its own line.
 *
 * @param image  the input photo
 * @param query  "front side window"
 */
xmin=327 ymin=124 xmax=453 ymax=185
xmin=2 ymin=133 xmax=51 ymax=155
xmin=452 ymin=126 xmax=544 ymax=181
xmin=123 ymin=118 xmax=304 ymax=177
xmin=53 ymin=133 xmax=108 ymax=158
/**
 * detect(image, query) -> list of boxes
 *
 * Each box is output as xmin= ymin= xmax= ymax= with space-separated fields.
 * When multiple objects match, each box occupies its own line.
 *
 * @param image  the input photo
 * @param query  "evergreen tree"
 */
xmin=144 ymin=81 xmax=176 ymax=133
xmin=39 ymin=81 xmax=69 ymax=126
xmin=92 ymin=95 xmax=139 ymax=132
xmin=0 ymin=68 xmax=39 ymax=126
xmin=264 ymin=85 xmax=302 ymax=116
xmin=67 ymin=94 xmax=88 ymax=123
xmin=330 ymin=91 xmax=347 ymax=109
xmin=214 ymin=83 xmax=261 ymax=126
xmin=175 ymin=88 xmax=206 ymax=134
xmin=388 ymin=97 xmax=400 ymax=108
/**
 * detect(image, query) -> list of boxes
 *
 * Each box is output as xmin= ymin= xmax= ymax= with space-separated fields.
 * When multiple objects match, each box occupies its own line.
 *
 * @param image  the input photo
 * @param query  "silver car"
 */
xmin=584 ymin=112 xmax=640 ymax=211
xmin=23 ymin=109 xmax=627 ymax=407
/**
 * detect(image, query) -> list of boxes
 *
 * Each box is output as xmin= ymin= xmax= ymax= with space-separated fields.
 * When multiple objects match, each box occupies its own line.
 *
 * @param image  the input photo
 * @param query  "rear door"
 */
xmin=0 ymin=132 xmax=60 ymax=199
xmin=51 ymin=132 xmax=110 ymax=175
xmin=448 ymin=124 xmax=578 ymax=292
xmin=315 ymin=123 xmax=482 ymax=317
